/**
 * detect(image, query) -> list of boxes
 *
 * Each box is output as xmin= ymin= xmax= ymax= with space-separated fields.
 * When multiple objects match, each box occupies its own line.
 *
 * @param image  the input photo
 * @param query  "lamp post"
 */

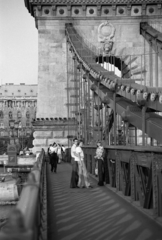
xmin=9 ymin=119 xmax=15 ymax=145
xmin=9 ymin=120 xmax=21 ymax=152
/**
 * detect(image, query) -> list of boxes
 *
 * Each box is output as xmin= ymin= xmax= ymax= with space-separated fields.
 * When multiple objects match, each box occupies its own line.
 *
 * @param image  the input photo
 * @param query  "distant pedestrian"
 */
xmin=47 ymin=144 xmax=52 ymax=163
xmin=57 ymin=144 xmax=62 ymax=163
xmin=70 ymin=138 xmax=79 ymax=188
xmin=61 ymin=145 xmax=65 ymax=161
xmin=94 ymin=141 xmax=105 ymax=186
xmin=50 ymin=143 xmax=58 ymax=173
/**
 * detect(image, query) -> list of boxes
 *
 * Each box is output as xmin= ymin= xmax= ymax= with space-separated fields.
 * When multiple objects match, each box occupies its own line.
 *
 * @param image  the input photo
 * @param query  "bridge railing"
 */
xmin=0 ymin=149 xmax=47 ymax=240
xmin=83 ymin=145 xmax=162 ymax=219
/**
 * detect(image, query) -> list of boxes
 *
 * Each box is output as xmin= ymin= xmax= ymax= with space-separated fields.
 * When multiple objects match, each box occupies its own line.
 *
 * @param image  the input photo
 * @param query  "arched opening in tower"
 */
xmin=96 ymin=55 xmax=130 ymax=78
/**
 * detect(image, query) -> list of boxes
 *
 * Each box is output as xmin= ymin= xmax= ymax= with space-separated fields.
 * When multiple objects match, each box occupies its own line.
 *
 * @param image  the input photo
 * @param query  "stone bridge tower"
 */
xmin=24 ymin=0 xmax=162 ymax=152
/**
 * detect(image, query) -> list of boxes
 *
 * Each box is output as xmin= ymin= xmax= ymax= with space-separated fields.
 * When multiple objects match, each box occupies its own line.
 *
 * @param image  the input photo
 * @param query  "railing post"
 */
xmin=113 ymin=93 xmax=117 ymax=145
xmin=142 ymin=106 xmax=146 ymax=146
xmin=125 ymin=122 xmax=129 ymax=145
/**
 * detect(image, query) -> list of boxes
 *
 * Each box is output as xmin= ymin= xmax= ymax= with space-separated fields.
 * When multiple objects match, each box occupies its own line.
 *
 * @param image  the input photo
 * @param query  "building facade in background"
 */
xmin=0 ymin=83 xmax=37 ymax=152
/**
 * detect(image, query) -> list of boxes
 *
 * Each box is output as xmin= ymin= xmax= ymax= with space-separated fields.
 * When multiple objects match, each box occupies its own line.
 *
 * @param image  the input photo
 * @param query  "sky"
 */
xmin=0 ymin=0 xmax=38 ymax=85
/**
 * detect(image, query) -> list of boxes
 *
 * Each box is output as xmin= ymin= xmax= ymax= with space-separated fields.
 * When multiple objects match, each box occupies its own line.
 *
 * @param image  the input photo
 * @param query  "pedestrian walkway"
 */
xmin=47 ymin=162 xmax=162 ymax=240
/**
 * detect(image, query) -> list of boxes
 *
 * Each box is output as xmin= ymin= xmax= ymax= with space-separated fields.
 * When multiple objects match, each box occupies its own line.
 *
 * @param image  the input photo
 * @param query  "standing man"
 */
xmin=70 ymin=138 xmax=79 ymax=188
xmin=50 ymin=143 xmax=58 ymax=173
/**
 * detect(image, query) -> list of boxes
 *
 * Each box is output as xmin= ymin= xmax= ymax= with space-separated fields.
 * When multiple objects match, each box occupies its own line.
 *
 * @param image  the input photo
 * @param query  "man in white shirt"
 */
xmin=70 ymin=138 xmax=79 ymax=188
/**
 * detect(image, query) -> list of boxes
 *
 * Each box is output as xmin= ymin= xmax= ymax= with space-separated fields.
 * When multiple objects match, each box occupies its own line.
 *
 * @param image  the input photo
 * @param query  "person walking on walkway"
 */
xmin=50 ymin=143 xmax=58 ymax=173
xmin=70 ymin=138 xmax=79 ymax=188
xmin=61 ymin=145 xmax=65 ymax=161
xmin=76 ymin=140 xmax=92 ymax=188
xmin=57 ymin=144 xmax=62 ymax=164
xmin=94 ymin=141 xmax=105 ymax=186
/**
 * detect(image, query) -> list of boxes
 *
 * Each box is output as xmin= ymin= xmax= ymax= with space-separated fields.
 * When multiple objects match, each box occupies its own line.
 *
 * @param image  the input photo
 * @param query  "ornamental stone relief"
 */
xmin=98 ymin=21 xmax=115 ymax=55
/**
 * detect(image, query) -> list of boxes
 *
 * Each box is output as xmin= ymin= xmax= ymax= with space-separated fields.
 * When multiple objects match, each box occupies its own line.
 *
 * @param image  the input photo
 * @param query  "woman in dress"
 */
xmin=94 ymin=141 xmax=105 ymax=186
xmin=76 ymin=140 xmax=92 ymax=188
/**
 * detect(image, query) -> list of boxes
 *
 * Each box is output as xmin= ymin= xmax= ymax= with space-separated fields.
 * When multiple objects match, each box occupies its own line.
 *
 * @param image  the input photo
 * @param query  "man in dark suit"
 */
xmin=50 ymin=148 xmax=58 ymax=173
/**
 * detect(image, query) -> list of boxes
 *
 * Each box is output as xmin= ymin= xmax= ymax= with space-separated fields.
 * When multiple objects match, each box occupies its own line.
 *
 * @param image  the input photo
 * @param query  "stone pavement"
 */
xmin=47 ymin=162 xmax=162 ymax=240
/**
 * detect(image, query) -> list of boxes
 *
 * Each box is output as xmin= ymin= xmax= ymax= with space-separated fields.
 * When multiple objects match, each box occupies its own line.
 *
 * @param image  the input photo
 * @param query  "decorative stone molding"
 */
xmin=25 ymin=0 xmax=162 ymax=18
xmin=25 ymin=0 xmax=162 ymax=5
xmin=98 ymin=21 xmax=115 ymax=56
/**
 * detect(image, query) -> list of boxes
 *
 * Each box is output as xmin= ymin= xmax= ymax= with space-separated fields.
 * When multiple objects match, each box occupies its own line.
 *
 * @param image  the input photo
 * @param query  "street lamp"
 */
xmin=9 ymin=120 xmax=15 ymax=144
xmin=9 ymin=120 xmax=20 ymax=149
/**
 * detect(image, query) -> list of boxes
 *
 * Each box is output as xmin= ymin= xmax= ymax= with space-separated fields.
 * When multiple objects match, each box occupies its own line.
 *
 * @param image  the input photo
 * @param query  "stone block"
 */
xmin=32 ymin=146 xmax=47 ymax=155
xmin=33 ymin=131 xmax=52 ymax=138
xmin=47 ymin=138 xmax=68 ymax=146
xmin=33 ymin=138 xmax=47 ymax=146
xmin=52 ymin=131 xmax=64 ymax=138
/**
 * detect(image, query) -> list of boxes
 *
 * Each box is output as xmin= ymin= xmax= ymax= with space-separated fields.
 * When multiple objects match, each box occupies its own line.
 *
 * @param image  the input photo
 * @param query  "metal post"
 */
xmin=144 ymin=33 xmax=146 ymax=86
xmin=155 ymin=41 xmax=158 ymax=88
xmin=113 ymin=93 xmax=117 ymax=145
xmin=81 ymin=71 xmax=83 ymax=139
xmin=125 ymin=122 xmax=129 ymax=145
xmin=149 ymin=41 xmax=153 ymax=87
xmin=142 ymin=106 xmax=146 ymax=146
xmin=87 ymin=72 xmax=90 ymax=144
xmin=97 ymin=81 xmax=100 ymax=141
xmin=66 ymin=43 xmax=70 ymax=147
xmin=106 ymin=105 xmax=109 ymax=145
xmin=92 ymin=92 xmax=95 ymax=144
xmin=78 ymin=65 xmax=81 ymax=140
xmin=135 ymin=127 xmax=137 ymax=146
xmin=83 ymin=78 xmax=87 ymax=144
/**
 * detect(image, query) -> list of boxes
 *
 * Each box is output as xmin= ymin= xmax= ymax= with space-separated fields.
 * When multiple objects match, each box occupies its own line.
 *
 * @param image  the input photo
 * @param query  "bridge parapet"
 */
xmin=0 ymin=149 xmax=47 ymax=240
xmin=83 ymin=145 xmax=162 ymax=218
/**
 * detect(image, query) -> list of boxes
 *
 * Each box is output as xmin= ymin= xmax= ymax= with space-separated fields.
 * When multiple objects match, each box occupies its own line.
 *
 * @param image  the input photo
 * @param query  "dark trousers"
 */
xmin=51 ymin=159 xmax=57 ymax=172
xmin=98 ymin=159 xmax=104 ymax=186
xmin=70 ymin=158 xmax=79 ymax=188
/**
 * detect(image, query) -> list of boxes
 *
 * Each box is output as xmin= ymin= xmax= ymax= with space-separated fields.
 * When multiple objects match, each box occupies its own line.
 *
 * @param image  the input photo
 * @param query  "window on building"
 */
xmin=26 ymin=121 xmax=30 ymax=127
xmin=17 ymin=111 xmax=22 ymax=119
xmin=9 ymin=111 xmax=13 ymax=119
xmin=26 ymin=111 xmax=30 ymax=119
xmin=8 ymin=100 xmax=12 ymax=108
xmin=0 ymin=111 xmax=4 ymax=119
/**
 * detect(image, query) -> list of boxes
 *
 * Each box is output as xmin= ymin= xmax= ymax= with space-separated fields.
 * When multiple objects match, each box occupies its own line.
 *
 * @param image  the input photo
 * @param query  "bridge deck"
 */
xmin=47 ymin=162 xmax=162 ymax=240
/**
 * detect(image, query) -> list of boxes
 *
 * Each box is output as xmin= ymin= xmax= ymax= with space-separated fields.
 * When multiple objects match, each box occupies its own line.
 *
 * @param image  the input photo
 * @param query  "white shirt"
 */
xmin=71 ymin=144 xmax=78 ymax=161
xmin=75 ymin=146 xmax=84 ymax=161
xmin=50 ymin=146 xmax=57 ymax=153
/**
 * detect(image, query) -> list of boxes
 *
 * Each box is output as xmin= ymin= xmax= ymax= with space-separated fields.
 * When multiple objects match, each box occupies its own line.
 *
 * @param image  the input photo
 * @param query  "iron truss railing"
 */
xmin=83 ymin=145 xmax=162 ymax=219
xmin=0 ymin=149 xmax=47 ymax=240
xmin=65 ymin=22 xmax=162 ymax=145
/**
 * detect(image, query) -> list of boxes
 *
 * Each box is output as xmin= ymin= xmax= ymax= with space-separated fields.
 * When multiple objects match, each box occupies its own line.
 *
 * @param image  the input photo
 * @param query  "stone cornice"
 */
xmin=24 ymin=0 xmax=162 ymax=17
xmin=25 ymin=0 xmax=162 ymax=4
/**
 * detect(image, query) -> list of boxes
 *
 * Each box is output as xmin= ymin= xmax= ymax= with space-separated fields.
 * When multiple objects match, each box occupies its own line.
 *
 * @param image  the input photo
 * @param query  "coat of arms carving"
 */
xmin=98 ymin=21 xmax=115 ymax=55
